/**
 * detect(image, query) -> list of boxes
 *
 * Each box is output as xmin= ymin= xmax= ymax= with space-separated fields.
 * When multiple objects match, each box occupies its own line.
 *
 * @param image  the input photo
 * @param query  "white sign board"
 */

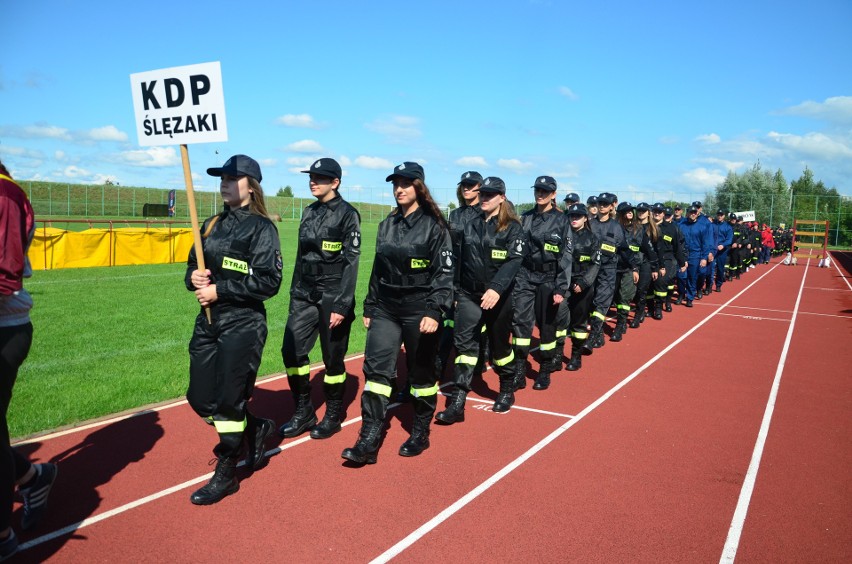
xmin=130 ymin=61 xmax=227 ymax=146
xmin=734 ymin=210 xmax=756 ymax=222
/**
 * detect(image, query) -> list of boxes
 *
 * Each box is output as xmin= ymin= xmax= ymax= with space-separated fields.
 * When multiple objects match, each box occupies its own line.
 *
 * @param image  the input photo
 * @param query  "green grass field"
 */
xmin=10 ymin=220 xmax=379 ymax=439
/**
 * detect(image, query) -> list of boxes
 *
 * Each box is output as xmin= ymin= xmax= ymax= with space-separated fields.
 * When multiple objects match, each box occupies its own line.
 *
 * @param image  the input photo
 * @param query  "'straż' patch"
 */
xmin=222 ymin=256 xmax=248 ymax=274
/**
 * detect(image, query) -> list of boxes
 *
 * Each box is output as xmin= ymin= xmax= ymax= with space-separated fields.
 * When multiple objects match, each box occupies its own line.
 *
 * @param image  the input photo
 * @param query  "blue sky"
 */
xmin=2 ymin=0 xmax=851 ymax=207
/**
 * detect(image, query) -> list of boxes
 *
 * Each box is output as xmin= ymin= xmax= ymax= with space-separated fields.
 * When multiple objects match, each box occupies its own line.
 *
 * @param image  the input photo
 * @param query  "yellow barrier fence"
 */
xmin=30 ymin=224 xmax=194 ymax=270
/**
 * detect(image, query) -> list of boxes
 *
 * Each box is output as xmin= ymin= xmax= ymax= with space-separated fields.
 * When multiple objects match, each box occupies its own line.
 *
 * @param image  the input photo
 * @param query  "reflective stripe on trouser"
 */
xmin=453 ymin=292 xmax=516 ymax=391
xmin=362 ymin=299 xmax=443 ymax=425
xmin=512 ymin=277 xmax=560 ymax=362
xmin=282 ymin=291 xmax=354 ymax=380
xmin=187 ymin=307 xmax=267 ymax=459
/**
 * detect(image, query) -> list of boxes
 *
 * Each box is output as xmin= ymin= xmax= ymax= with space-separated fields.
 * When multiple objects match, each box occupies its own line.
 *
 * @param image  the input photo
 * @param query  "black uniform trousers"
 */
xmin=656 ymin=258 xmax=676 ymax=301
xmin=452 ymin=292 xmax=515 ymax=392
xmin=188 ymin=307 xmax=267 ymax=459
xmin=636 ymin=261 xmax=652 ymax=302
xmin=362 ymin=297 xmax=442 ymax=430
xmin=592 ymin=259 xmax=617 ymax=320
xmin=613 ymin=271 xmax=637 ymax=320
xmin=282 ymin=291 xmax=354 ymax=388
xmin=568 ymin=287 xmax=595 ymax=342
xmin=513 ymin=272 xmax=560 ymax=366
xmin=1 ymin=323 xmax=34 ymax=530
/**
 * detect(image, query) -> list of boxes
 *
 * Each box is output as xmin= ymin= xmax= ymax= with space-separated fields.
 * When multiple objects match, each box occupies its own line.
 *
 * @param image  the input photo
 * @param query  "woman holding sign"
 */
xmin=279 ymin=158 xmax=360 ymax=440
xmin=341 ymin=162 xmax=453 ymax=465
xmin=186 ymin=154 xmax=283 ymax=505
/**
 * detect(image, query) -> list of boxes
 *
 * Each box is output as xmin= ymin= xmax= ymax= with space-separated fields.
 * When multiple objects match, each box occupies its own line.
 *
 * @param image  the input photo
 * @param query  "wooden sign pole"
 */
xmin=180 ymin=143 xmax=212 ymax=324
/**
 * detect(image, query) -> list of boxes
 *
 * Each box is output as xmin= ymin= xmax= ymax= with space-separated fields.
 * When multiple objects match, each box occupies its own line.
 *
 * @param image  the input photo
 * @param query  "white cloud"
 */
xmin=354 ymin=156 xmax=393 ymax=169
xmin=285 ymin=156 xmax=314 ymax=167
xmin=778 ymin=96 xmax=852 ymax=125
xmin=681 ymin=167 xmax=725 ymax=190
xmin=659 ymin=135 xmax=679 ymax=145
xmin=0 ymin=145 xmax=44 ymax=159
xmin=259 ymin=158 xmax=278 ymax=167
xmin=338 ymin=155 xmax=352 ymax=166
xmin=55 ymin=150 xmax=66 ymax=160
xmin=558 ymin=86 xmax=579 ymax=101
xmin=118 ymin=146 xmax=181 ymax=167
xmin=84 ymin=125 xmax=128 ymax=142
xmin=0 ymin=124 xmax=72 ymax=140
xmin=695 ymin=133 xmax=721 ymax=144
xmin=365 ymin=115 xmax=421 ymax=143
xmin=63 ymin=165 xmax=90 ymax=178
xmin=275 ymin=114 xmax=319 ymax=128
xmin=497 ymin=158 xmax=535 ymax=172
xmin=455 ymin=156 xmax=488 ymax=167
xmin=695 ymin=157 xmax=745 ymax=171
xmin=286 ymin=139 xmax=324 ymax=153
xmin=767 ymin=131 xmax=852 ymax=160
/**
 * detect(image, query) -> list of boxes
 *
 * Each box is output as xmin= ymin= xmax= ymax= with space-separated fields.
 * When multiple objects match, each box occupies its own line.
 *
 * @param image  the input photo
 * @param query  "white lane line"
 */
xmin=371 ymin=264 xmax=781 ymax=564
xmin=830 ymin=253 xmax=852 ymax=292
xmin=719 ymin=259 xmax=809 ymax=563
xmin=718 ymin=305 xmax=850 ymax=320
xmin=715 ymin=313 xmax=790 ymax=323
xmin=463 ymin=396 xmax=574 ymax=419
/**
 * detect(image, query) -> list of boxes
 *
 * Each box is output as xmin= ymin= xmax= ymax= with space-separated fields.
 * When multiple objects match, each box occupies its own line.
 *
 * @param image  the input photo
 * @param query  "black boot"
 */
xmin=341 ymin=420 xmax=383 ymax=465
xmin=279 ymin=375 xmax=317 ymax=438
xmin=190 ymin=457 xmax=239 ymax=505
xmin=674 ymin=294 xmax=684 ymax=306
xmin=399 ymin=421 xmax=431 ymax=457
xmin=435 ymin=389 xmax=467 ymax=424
xmin=311 ymin=381 xmax=345 ymax=439
xmin=629 ymin=301 xmax=644 ymax=329
xmin=246 ymin=415 xmax=275 ymax=470
xmin=582 ymin=318 xmax=603 ymax=355
xmin=512 ymin=358 xmax=528 ymax=391
xmin=493 ymin=373 xmax=515 ymax=412
xmin=653 ymin=299 xmax=663 ymax=320
xmin=612 ymin=315 xmax=628 ymax=341
xmin=566 ymin=339 xmax=583 ymax=371
xmin=665 ymin=293 xmax=673 ymax=312
xmin=532 ymin=364 xmax=551 ymax=390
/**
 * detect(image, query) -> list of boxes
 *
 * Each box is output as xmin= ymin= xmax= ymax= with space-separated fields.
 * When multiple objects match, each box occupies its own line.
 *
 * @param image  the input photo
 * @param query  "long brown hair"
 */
xmin=398 ymin=178 xmax=448 ymax=230
xmin=495 ymin=198 xmax=520 ymax=232
xmin=641 ymin=212 xmax=660 ymax=242
xmin=203 ymin=177 xmax=270 ymax=237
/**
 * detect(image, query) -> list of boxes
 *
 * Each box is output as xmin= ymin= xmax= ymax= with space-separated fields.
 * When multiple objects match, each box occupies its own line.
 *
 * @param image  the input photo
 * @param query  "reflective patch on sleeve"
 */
xmin=664 ymin=235 xmax=673 ymax=242
xmin=222 ymin=256 xmax=249 ymax=274
xmin=579 ymin=255 xmax=591 ymax=262
xmin=601 ymin=243 xmax=616 ymax=253
xmin=411 ymin=258 xmax=430 ymax=269
xmin=544 ymin=243 xmax=560 ymax=253
xmin=492 ymin=249 xmax=507 ymax=261
xmin=322 ymin=241 xmax=343 ymax=252
xmin=629 ymin=245 xmax=640 ymax=252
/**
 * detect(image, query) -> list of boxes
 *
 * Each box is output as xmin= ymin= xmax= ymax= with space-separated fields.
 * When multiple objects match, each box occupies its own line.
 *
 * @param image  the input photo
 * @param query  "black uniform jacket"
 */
xmin=519 ymin=207 xmax=572 ymax=296
xmin=186 ymin=206 xmax=283 ymax=311
xmin=456 ymin=210 xmax=524 ymax=298
xmin=290 ymin=194 xmax=361 ymax=316
xmin=618 ymin=225 xmax=651 ymax=273
xmin=570 ymin=227 xmax=602 ymax=292
xmin=363 ymin=207 xmax=453 ymax=323
xmin=448 ymin=203 xmax=481 ymax=287
xmin=656 ymin=220 xmax=687 ymax=267
xmin=591 ymin=216 xmax=627 ymax=268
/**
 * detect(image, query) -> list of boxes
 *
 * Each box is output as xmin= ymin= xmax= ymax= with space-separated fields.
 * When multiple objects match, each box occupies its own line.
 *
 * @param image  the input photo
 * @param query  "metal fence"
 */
xmin=20 ymin=181 xmax=852 ymax=247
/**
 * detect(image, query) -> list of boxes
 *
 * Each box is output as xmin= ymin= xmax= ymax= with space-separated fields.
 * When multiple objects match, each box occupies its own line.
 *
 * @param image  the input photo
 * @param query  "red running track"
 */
xmin=11 ymin=253 xmax=852 ymax=563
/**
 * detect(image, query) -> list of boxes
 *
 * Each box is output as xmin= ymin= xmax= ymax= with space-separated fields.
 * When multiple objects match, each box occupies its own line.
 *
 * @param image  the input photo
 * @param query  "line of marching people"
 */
xmin=183 ymin=155 xmax=775 ymax=505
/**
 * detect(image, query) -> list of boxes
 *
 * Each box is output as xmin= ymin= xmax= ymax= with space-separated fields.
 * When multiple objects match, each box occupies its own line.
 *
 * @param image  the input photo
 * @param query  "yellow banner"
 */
xmin=29 ymin=227 xmax=194 ymax=270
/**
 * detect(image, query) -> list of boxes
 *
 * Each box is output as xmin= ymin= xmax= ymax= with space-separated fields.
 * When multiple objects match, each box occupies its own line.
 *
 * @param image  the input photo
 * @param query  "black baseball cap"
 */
xmin=692 ymin=201 xmax=703 ymax=208
xmin=664 ymin=206 xmax=674 ymax=216
xmin=564 ymin=192 xmax=580 ymax=203
xmin=587 ymin=195 xmax=599 ymax=206
xmin=636 ymin=202 xmax=650 ymax=212
xmin=207 ymin=154 xmax=262 ymax=182
xmin=687 ymin=205 xmax=699 ymax=214
xmin=728 ymin=212 xmax=738 ymax=220
xmin=479 ymin=176 xmax=506 ymax=194
xmin=386 ymin=161 xmax=425 ymax=182
xmin=302 ymin=158 xmax=342 ymax=179
xmin=616 ymin=201 xmax=634 ymax=213
xmin=597 ymin=193 xmax=614 ymax=205
xmin=674 ymin=204 xmax=683 ymax=211
xmin=651 ymin=202 xmax=666 ymax=213
xmin=532 ymin=175 xmax=557 ymax=192
xmin=567 ymin=203 xmax=588 ymax=216
xmin=459 ymin=171 xmax=483 ymax=185
xmin=716 ymin=208 xmax=726 ymax=215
